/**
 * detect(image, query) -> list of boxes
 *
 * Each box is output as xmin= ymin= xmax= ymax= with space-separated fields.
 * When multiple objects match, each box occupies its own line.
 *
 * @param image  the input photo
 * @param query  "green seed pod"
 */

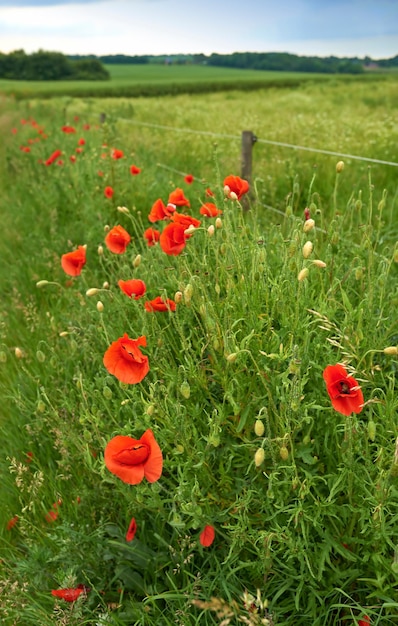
xmin=146 ymin=404 xmax=155 ymax=416
xmin=36 ymin=400 xmax=46 ymax=413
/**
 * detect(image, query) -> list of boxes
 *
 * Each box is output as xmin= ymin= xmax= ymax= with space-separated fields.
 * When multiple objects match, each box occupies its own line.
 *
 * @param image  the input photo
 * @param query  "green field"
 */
xmin=1 ymin=76 xmax=398 ymax=625
xmin=0 ymin=63 xmax=391 ymax=99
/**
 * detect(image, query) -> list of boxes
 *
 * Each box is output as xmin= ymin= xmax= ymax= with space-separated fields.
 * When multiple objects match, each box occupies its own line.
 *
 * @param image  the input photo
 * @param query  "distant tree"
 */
xmin=0 ymin=49 xmax=109 ymax=80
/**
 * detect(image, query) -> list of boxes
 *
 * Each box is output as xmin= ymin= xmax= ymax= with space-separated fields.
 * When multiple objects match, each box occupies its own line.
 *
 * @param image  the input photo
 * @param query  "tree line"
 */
xmin=0 ymin=50 xmax=110 ymax=80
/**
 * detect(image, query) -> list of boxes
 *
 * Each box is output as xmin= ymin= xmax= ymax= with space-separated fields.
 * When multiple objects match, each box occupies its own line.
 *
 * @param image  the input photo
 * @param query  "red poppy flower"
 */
xmin=148 ymin=198 xmax=176 ymax=223
xmin=130 ymin=165 xmax=141 ymax=175
xmin=75 ymin=147 xmax=83 ymax=154
xmin=103 ymin=333 xmax=149 ymax=384
xmin=144 ymin=227 xmax=160 ymax=246
xmin=118 ymin=279 xmax=146 ymax=300
xmin=61 ymin=245 xmax=87 ymax=277
xmin=56 ymin=159 xmax=64 ymax=166
xmin=323 ymin=364 xmax=364 ymax=416
xmin=45 ymin=509 xmax=58 ymax=523
xmin=145 ymin=296 xmax=177 ymax=312
xmin=184 ymin=174 xmax=194 ymax=184
xmin=98 ymin=170 xmax=104 ymax=177
xmin=83 ymin=123 xmax=90 ymax=130
xmin=20 ymin=146 xmax=31 ymax=152
xmin=111 ymin=148 xmax=124 ymax=159
xmin=70 ymin=155 xmax=76 ymax=163
xmin=104 ymin=429 xmax=162 ymax=484
xmin=223 ymin=175 xmax=249 ymax=200
xmin=61 ymin=125 xmax=76 ymax=133
xmin=171 ymin=212 xmax=201 ymax=232
xmin=199 ymin=525 xmax=215 ymax=547
xmin=51 ymin=585 xmax=89 ymax=602
xmin=199 ymin=202 xmax=222 ymax=217
xmin=358 ymin=617 xmax=371 ymax=626
xmin=126 ymin=517 xmax=137 ymax=542
xmin=159 ymin=222 xmax=187 ymax=256
xmin=11 ymin=127 xmax=17 ymax=134
xmin=105 ymin=225 xmax=131 ymax=254
xmin=6 ymin=515 xmax=19 ymax=530
xmin=77 ymin=138 xmax=85 ymax=146
xmin=104 ymin=185 xmax=114 ymax=199
xmin=168 ymin=188 xmax=190 ymax=207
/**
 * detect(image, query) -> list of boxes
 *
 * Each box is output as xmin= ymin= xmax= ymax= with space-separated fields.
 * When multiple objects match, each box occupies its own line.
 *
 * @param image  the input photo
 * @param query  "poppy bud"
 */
xmin=336 ymin=160 xmax=344 ymax=173
xmin=96 ymin=301 xmax=104 ymax=312
xmin=102 ymin=281 xmax=109 ymax=289
xmin=104 ymin=224 xmax=110 ymax=232
xmin=280 ymin=446 xmax=289 ymax=461
xmin=303 ymin=219 xmax=315 ymax=233
xmin=393 ymin=249 xmax=398 ymax=263
xmin=0 ymin=351 xmax=7 ymax=363
xmin=98 ymin=245 xmax=104 ymax=256
xmin=184 ymin=225 xmax=196 ymax=236
xmin=117 ymin=206 xmax=130 ymax=214
xmin=103 ymin=386 xmax=113 ymax=400
xmin=59 ymin=331 xmax=69 ymax=337
xmin=36 ymin=280 xmax=49 ymax=288
xmin=36 ymin=350 xmax=45 ymax=363
xmin=133 ymin=254 xmax=141 ymax=268
xmin=254 ymin=448 xmax=265 ymax=467
xmin=254 ymin=419 xmax=265 ymax=436
xmin=184 ymin=284 xmax=193 ymax=305
xmin=298 ymin=268 xmax=309 ymax=282
xmin=146 ymin=404 xmax=155 ymax=416
xmin=302 ymin=241 xmax=313 ymax=259
xmin=367 ymin=419 xmax=376 ymax=441
xmin=215 ymin=217 xmax=222 ymax=229
xmin=383 ymin=346 xmax=398 ymax=356
xmin=223 ymin=184 xmax=231 ymax=197
xmin=174 ymin=291 xmax=183 ymax=303
xmin=15 ymin=347 xmax=23 ymax=359
xmin=179 ymin=381 xmax=191 ymax=399
xmin=207 ymin=225 xmax=215 ymax=237
xmin=86 ymin=288 xmax=100 ymax=297
xmin=312 ymin=259 xmax=327 ymax=268
xmin=226 ymin=352 xmax=238 ymax=363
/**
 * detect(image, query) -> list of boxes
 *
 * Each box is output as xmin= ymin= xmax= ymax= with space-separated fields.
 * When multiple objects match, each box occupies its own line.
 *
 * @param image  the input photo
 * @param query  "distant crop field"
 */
xmin=0 ymin=63 xmax=384 ymax=99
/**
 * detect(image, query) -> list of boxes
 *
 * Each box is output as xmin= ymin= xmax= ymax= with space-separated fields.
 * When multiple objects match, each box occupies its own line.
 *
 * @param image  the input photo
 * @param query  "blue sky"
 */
xmin=0 ymin=0 xmax=397 ymax=58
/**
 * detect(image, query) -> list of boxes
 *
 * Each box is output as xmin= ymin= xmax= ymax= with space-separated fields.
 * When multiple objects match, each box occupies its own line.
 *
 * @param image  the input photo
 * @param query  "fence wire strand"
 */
xmin=118 ymin=118 xmax=398 ymax=168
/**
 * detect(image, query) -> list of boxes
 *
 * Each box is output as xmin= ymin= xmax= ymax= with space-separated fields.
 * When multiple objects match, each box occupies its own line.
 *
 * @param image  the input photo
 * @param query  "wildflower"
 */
xmin=45 ymin=149 xmax=62 ymax=166
xmin=130 ymin=164 xmax=141 ymax=175
xmin=148 ymin=198 xmax=176 ymax=223
xmin=20 ymin=146 xmax=31 ymax=152
xmin=61 ymin=125 xmax=76 ymax=133
xmin=61 ymin=245 xmax=87 ymax=277
xmin=83 ymin=123 xmax=90 ymax=130
xmin=51 ymin=585 xmax=89 ymax=602
xmin=144 ymin=227 xmax=160 ymax=246
xmin=70 ymin=155 xmax=76 ymax=163
xmin=223 ymin=175 xmax=249 ymax=200
xmin=6 ymin=515 xmax=19 ymax=530
xmin=323 ymin=363 xmax=364 ymax=416
xmin=126 ymin=517 xmax=137 ymax=542
xmin=111 ymin=148 xmax=124 ymax=159
xmin=77 ymin=138 xmax=85 ymax=146
xmin=118 ymin=279 xmax=146 ymax=300
xmin=358 ymin=617 xmax=371 ymax=626
xmin=184 ymin=174 xmax=194 ymax=184
xmin=171 ymin=212 xmax=201 ymax=235
xmin=145 ymin=296 xmax=176 ymax=312
xmin=104 ymin=186 xmax=114 ymax=199
xmin=103 ymin=333 xmax=149 ymax=384
xmin=45 ymin=509 xmax=58 ymax=523
xmin=199 ymin=525 xmax=215 ymax=547
xmin=205 ymin=187 xmax=215 ymax=197
xmin=75 ymin=148 xmax=83 ymax=154
xmin=105 ymin=225 xmax=131 ymax=254
xmin=104 ymin=429 xmax=163 ymax=484
xmin=168 ymin=187 xmax=190 ymax=207
xmin=159 ymin=222 xmax=187 ymax=256
xmin=199 ymin=202 xmax=222 ymax=217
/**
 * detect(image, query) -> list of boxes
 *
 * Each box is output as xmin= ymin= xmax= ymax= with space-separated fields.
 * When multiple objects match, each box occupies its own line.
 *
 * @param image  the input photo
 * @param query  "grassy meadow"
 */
xmin=0 ymin=75 xmax=398 ymax=625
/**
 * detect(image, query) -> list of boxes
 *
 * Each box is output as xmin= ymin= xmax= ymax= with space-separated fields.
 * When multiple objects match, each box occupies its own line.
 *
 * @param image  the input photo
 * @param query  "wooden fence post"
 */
xmin=241 ymin=130 xmax=257 ymax=210
xmin=99 ymin=112 xmax=106 ymax=124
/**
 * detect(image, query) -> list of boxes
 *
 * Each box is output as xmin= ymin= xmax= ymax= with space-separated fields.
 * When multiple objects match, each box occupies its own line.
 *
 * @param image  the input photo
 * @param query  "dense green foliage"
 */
xmin=0 ymin=49 xmax=110 ymax=81
xmin=0 ymin=78 xmax=397 ymax=625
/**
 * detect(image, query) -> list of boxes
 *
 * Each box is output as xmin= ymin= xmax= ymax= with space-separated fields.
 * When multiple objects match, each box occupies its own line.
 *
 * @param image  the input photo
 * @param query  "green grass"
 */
xmin=0 ymin=63 xmax=392 ymax=99
xmin=0 ymin=78 xmax=398 ymax=625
